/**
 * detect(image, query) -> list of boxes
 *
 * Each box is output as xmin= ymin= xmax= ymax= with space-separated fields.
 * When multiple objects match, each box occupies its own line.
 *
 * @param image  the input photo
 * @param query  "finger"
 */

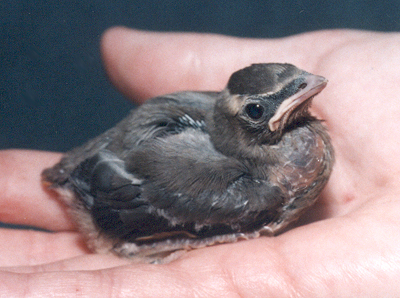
xmin=0 ymin=229 xmax=88 ymax=267
xmin=0 ymin=150 xmax=75 ymax=231
xmin=100 ymin=27 xmax=354 ymax=102
xmin=2 ymin=254 xmax=132 ymax=274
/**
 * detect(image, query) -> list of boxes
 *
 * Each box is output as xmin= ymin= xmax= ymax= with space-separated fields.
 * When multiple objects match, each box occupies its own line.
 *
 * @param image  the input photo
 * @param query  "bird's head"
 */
xmin=210 ymin=63 xmax=327 ymax=158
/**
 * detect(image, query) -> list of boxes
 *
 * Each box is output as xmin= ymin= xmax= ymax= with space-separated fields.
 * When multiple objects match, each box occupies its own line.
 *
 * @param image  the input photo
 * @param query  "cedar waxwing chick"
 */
xmin=42 ymin=63 xmax=334 ymax=263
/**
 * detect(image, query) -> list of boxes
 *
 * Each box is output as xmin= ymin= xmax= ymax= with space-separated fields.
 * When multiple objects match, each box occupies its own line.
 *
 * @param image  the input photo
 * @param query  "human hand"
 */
xmin=1 ymin=28 xmax=400 ymax=297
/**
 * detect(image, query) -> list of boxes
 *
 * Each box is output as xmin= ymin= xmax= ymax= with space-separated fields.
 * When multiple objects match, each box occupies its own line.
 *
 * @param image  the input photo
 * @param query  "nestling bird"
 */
xmin=42 ymin=63 xmax=334 ymax=263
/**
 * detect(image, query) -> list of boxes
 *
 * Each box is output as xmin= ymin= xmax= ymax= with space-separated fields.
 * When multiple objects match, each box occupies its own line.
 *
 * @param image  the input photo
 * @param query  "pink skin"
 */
xmin=1 ymin=28 xmax=400 ymax=297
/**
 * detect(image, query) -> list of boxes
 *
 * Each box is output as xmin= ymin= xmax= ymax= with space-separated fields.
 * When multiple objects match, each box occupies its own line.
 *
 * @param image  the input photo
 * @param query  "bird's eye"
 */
xmin=245 ymin=103 xmax=264 ymax=120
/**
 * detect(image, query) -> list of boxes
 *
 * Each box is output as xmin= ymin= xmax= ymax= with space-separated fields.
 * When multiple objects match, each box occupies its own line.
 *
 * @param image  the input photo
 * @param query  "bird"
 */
xmin=42 ymin=63 xmax=334 ymax=263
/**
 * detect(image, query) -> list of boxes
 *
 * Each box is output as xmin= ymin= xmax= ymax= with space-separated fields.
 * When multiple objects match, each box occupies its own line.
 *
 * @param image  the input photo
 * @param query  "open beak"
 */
xmin=268 ymin=73 xmax=327 ymax=132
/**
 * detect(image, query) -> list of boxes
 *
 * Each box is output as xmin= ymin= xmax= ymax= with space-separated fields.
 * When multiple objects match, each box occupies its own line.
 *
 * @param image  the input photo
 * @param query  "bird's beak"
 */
xmin=268 ymin=74 xmax=327 ymax=131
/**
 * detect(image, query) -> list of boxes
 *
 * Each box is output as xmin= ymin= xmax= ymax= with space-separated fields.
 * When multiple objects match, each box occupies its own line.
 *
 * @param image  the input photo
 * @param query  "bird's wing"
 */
xmin=126 ymin=129 xmax=284 ymax=234
xmin=64 ymin=133 xmax=244 ymax=242
xmin=66 ymin=128 xmax=283 ymax=244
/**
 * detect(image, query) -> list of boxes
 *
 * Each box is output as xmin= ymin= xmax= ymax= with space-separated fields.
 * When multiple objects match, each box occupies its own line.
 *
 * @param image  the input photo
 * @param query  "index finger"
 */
xmin=100 ymin=27 xmax=351 ymax=103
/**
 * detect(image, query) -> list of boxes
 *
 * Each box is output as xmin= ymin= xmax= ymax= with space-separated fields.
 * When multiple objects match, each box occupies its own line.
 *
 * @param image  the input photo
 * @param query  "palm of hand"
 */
xmin=1 ymin=29 xmax=399 ymax=297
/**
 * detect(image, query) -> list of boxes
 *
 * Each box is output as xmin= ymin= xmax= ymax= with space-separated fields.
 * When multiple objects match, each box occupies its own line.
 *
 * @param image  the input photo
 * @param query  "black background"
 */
xmin=2 ymin=0 xmax=400 ymax=152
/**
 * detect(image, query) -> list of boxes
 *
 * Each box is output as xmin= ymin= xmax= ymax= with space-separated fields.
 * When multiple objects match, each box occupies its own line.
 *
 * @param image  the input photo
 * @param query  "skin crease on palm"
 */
xmin=1 ymin=27 xmax=400 ymax=297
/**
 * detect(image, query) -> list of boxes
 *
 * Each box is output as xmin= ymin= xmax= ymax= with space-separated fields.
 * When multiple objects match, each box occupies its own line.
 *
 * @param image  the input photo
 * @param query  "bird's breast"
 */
xmin=268 ymin=122 xmax=332 ymax=201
